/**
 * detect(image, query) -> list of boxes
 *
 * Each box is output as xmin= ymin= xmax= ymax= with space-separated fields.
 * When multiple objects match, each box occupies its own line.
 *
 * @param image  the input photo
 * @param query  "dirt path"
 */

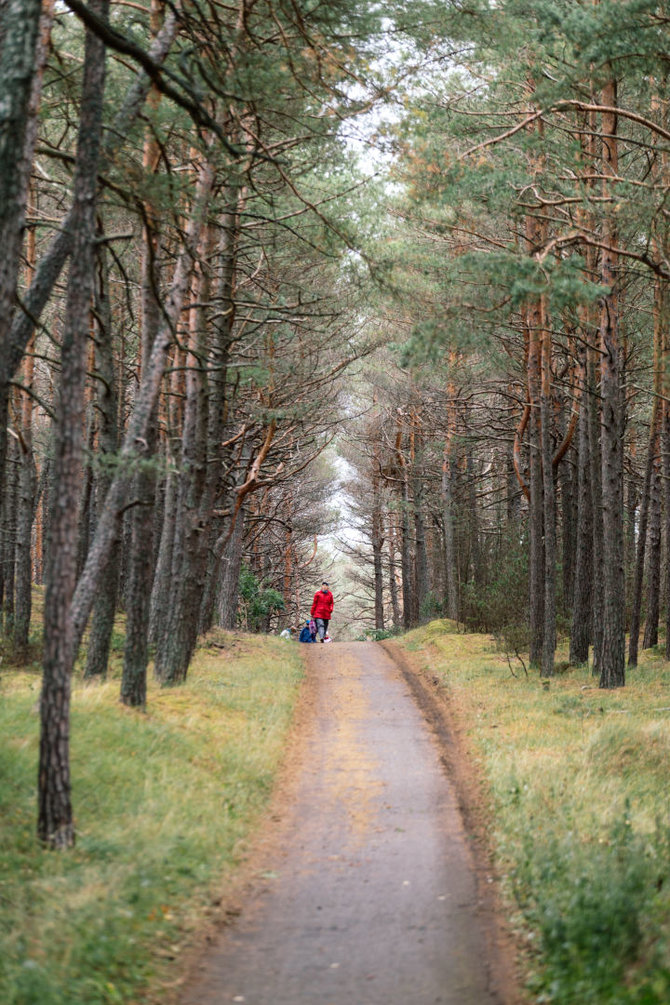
xmin=180 ymin=641 xmax=514 ymax=1005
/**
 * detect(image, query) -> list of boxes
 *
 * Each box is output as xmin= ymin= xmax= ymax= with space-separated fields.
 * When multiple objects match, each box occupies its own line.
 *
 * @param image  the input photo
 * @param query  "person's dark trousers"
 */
xmin=315 ymin=617 xmax=329 ymax=641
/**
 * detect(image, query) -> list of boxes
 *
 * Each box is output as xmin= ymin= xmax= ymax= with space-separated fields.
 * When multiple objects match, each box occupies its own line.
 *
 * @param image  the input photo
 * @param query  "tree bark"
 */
xmin=642 ymin=452 xmax=662 ymax=650
xmin=628 ymin=412 xmax=659 ymax=665
xmin=598 ymin=74 xmax=626 ymax=689
xmin=0 ymin=13 xmax=178 ymax=505
xmin=371 ymin=458 xmax=385 ymax=631
xmin=38 ymin=0 xmax=108 ymax=848
xmin=69 ymin=157 xmax=215 ymax=658
xmin=217 ymin=507 xmax=245 ymax=630
xmin=527 ymin=306 xmax=544 ymax=667
xmin=570 ymin=350 xmax=593 ymax=664
xmin=84 ymin=239 xmax=120 ymax=679
xmin=540 ymin=302 xmax=556 ymax=677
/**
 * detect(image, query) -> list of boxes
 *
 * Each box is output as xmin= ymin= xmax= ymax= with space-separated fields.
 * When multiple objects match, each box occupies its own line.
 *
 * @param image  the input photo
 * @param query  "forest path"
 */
xmin=180 ymin=641 xmax=511 ymax=1005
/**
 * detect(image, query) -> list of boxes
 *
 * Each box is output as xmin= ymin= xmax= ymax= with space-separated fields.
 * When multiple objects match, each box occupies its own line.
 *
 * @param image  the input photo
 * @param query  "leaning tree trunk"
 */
xmin=120 ymin=0 xmax=165 ymax=705
xmin=84 ymin=239 xmax=120 ymax=678
xmin=69 ymin=158 xmax=215 ymax=660
xmin=1 ymin=13 xmax=178 ymax=503
xmin=38 ymin=0 xmax=108 ymax=848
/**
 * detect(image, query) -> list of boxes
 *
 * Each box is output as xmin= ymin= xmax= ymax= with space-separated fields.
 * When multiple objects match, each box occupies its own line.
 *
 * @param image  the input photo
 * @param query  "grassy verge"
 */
xmin=397 ymin=620 xmax=670 ymax=1005
xmin=0 ymin=629 xmax=303 ymax=1005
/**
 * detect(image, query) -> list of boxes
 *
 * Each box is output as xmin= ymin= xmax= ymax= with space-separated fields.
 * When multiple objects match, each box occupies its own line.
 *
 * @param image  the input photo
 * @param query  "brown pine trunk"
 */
xmin=527 ymin=304 xmax=544 ymax=667
xmin=442 ymin=362 xmax=459 ymax=619
xmin=217 ymin=508 xmax=245 ymax=630
xmin=411 ymin=420 xmax=428 ymax=620
xmin=643 ymin=452 xmax=662 ymax=650
xmin=2 ymin=431 xmax=19 ymax=633
xmin=540 ymin=301 xmax=556 ymax=677
xmin=598 ymin=75 xmax=625 ymax=689
xmin=628 ymin=412 xmax=660 ymax=665
xmin=0 ymin=0 xmax=41 ymax=373
xmin=38 ymin=0 xmax=108 ymax=848
xmin=69 ymin=158 xmax=215 ymax=657
xmin=371 ymin=461 xmax=385 ymax=631
xmin=388 ymin=513 xmax=401 ymax=629
xmin=663 ymin=399 xmax=670 ymax=660
xmin=84 ymin=239 xmax=120 ymax=678
xmin=570 ymin=349 xmax=593 ymax=664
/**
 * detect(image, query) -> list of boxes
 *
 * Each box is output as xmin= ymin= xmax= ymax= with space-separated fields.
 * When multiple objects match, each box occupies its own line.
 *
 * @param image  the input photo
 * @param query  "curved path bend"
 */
xmin=181 ymin=641 xmax=512 ymax=1005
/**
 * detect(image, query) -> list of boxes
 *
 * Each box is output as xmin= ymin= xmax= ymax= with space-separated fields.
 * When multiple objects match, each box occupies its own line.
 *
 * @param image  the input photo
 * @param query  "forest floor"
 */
xmin=176 ymin=640 xmax=521 ymax=1005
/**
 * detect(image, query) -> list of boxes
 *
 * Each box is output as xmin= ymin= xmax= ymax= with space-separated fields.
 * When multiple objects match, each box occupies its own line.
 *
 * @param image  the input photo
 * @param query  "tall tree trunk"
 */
xmin=540 ymin=301 xmax=556 ymax=677
xmin=38 ymin=0 xmax=108 ymax=848
xmin=84 ymin=239 xmax=120 ymax=679
xmin=2 ymin=432 xmax=19 ymax=633
xmin=527 ymin=306 xmax=544 ymax=667
xmin=388 ymin=513 xmax=401 ymax=629
xmin=628 ymin=412 xmax=659 ymax=665
xmin=149 ymin=464 xmax=177 ymax=647
xmin=588 ymin=347 xmax=605 ymax=676
xmin=0 ymin=0 xmax=41 ymax=514
xmin=598 ymin=74 xmax=625 ymax=689
xmin=411 ymin=421 xmax=428 ymax=620
xmin=69 ymin=158 xmax=215 ymax=658
xmin=1 ymin=14 xmax=178 ymax=506
xmin=155 ymin=247 xmax=209 ymax=685
xmin=664 ymin=398 xmax=670 ymax=660
xmin=643 ymin=449 xmax=662 ymax=650
xmin=14 ymin=434 xmax=36 ymax=650
xmin=121 ymin=16 xmax=164 ymax=701
xmin=570 ymin=350 xmax=593 ymax=664
xmin=371 ymin=460 xmax=385 ymax=631
xmin=217 ymin=508 xmax=245 ymax=630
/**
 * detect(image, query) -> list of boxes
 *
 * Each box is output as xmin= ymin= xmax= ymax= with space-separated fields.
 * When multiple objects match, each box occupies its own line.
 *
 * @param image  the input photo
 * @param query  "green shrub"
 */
xmin=514 ymin=812 xmax=670 ymax=1004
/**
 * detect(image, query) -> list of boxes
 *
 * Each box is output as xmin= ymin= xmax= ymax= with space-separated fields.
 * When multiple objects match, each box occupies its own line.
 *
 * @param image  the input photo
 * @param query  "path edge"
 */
xmin=379 ymin=638 xmax=527 ymax=1005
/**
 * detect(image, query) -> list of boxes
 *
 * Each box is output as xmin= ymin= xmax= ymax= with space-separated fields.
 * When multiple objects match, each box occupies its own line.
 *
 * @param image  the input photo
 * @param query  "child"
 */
xmin=299 ymin=620 xmax=314 ymax=643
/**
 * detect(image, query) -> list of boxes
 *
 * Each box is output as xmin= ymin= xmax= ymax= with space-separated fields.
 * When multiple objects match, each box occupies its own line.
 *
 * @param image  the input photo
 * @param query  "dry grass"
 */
xmin=0 ymin=626 xmax=304 ymax=1005
xmin=398 ymin=623 xmax=670 ymax=1004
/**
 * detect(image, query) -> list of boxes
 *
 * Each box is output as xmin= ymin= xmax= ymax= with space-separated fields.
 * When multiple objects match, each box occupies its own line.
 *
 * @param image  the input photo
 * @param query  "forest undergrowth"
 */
xmin=0 ymin=607 xmax=303 ymax=1005
xmin=399 ymin=621 xmax=670 ymax=1004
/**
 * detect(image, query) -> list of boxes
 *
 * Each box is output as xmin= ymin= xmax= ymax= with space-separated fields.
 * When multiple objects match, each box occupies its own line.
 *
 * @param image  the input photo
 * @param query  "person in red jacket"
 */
xmin=310 ymin=581 xmax=334 ymax=642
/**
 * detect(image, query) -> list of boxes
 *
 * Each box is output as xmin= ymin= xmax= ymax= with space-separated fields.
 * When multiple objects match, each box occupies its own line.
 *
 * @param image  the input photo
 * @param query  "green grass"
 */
xmin=0 ymin=627 xmax=304 ymax=1005
xmin=396 ymin=625 xmax=670 ymax=1005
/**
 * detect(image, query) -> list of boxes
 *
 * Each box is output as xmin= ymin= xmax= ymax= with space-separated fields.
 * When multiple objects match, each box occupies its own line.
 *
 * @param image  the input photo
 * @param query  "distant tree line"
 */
xmin=345 ymin=1 xmax=670 ymax=689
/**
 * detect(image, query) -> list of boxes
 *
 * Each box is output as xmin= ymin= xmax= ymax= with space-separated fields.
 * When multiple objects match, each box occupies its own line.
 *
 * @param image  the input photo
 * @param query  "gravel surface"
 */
xmin=181 ymin=641 xmax=508 ymax=1005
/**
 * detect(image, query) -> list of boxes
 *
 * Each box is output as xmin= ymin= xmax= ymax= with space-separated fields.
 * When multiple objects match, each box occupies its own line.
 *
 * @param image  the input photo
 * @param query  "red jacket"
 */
xmin=311 ymin=588 xmax=333 ymax=619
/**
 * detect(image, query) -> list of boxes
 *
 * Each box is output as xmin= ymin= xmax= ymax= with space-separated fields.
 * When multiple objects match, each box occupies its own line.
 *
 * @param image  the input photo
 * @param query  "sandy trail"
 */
xmin=180 ymin=641 xmax=508 ymax=1005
